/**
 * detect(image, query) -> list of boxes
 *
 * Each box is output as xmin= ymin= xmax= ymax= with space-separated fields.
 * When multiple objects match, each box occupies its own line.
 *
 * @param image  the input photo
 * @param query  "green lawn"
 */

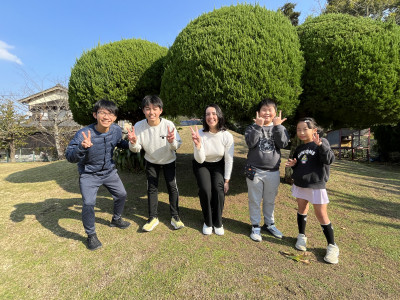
xmin=1 ymin=127 xmax=399 ymax=299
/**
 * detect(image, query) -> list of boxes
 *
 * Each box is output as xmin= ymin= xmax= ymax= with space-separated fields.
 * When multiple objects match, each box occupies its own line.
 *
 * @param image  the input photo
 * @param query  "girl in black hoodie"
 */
xmin=286 ymin=117 xmax=339 ymax=264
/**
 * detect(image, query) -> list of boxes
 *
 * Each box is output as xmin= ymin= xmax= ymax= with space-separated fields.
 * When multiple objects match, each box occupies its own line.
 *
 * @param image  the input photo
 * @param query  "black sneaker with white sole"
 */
xmin=87 ymin=233 xmax=102 ymax=251
xmin=109 ymin=217 xmax=131 ymax=229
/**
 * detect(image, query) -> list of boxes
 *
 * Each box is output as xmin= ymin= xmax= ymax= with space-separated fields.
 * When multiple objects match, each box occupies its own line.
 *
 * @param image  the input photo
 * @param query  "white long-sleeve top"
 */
xmin=193 ymin=129 xmax=234 ymax=180
xmin=129 ymin=118 xmax=182 ymax=164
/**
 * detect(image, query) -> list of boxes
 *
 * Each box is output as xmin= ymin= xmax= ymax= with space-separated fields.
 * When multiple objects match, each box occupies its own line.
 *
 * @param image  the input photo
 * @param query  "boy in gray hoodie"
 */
xmin=245 ymin=98 xmax=289 ymax=242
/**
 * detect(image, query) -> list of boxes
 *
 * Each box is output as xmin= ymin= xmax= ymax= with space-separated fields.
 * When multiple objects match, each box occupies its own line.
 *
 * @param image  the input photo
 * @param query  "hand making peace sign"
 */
xmin=167 ymin=126 xmax=175 ymax=144
xmin=272 ymin=110 xmax=287 ymax=126
xmin=81 ymin=131 xmax=93 ymax=149
xmin=127 ymin=126 xmax=137 ymax=144
xmin=190 ymin=125 xmax=201 ymax=149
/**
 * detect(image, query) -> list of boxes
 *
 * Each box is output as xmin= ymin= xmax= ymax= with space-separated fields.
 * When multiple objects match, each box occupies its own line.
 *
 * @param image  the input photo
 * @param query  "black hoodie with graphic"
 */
xmin=291 ymin=138 xmax=335 ymax=189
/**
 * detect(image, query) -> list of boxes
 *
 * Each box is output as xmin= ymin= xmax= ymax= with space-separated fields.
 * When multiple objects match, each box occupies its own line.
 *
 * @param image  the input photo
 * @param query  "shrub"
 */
xmin=298 ymin=14 xmax=400 ymax=128
xmin=69 ymin=39 xmax=168 ymax=125
xmin=372 ymin=123 xmax=400 ymax=161
xmin=160 ymin=4 xmax=304 ymax=123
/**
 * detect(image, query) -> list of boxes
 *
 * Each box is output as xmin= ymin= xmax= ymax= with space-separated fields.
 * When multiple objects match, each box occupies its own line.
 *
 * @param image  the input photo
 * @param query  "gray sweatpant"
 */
xmin=246 ymin=169 xmax=280 ymax=226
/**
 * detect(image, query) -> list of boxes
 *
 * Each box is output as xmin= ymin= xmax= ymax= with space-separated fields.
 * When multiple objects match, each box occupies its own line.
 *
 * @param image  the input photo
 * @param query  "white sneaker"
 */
xmin=295 ymin=234 xmax=307 ymax=251
xmin=202 ymin=223 xmax=212 ymax=235
xmin=214 ymin=225 xmax=224 ymax=236
xmin=250 ymin=227 xmax=262 ymax=242
xmin=324 ymin=244 xmax=339 ymax=264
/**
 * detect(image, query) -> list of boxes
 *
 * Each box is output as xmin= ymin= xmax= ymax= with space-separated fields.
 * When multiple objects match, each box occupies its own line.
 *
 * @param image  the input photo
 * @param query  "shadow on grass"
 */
xmin=8 ymin=193 xmax=260 ymax=245
xmin=329 ymin=189 xmax=400 ymax=220
xmin=361 ymin=220 xmax=400 ymax=230
xmin=9 ymin=197 xmax=119 ymax=244
xmin=332 ymin=160 xmax=400 ymax=185
xmin=5 ymin=160 xmax=81 ymax=194
xmin=5 ymin=154 xmax=250 ymax=198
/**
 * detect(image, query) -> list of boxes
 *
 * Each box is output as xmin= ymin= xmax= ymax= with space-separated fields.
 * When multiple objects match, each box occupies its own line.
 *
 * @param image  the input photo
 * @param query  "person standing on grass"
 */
xmin=245 ymin=98 xmax=289 ymax=242
xmin=190 ymin=104 xmax=234 ymax=236
xmin=65 ymin=99 xmax=134 ymax=251
xmin=128 ymin=95 xmax=184 ymax=232
xmin=285 ymin=117 xmax=339 ymax=264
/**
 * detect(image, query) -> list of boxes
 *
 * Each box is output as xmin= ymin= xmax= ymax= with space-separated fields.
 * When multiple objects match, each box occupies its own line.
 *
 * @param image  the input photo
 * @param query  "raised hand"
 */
xmin=167 ymin=126 xmax=175 ymax=144
xmin=273 ymin=110 xmax=287 ymax=126
xmin=285 ymin=158 xmax=297 ymax=167
xmin=312 ymin=133 xmax=322 ymax=146
xmin=253 ymin=111 xmax=264 ymax=127
xmin=127 ymin=126 xmax=137 ymax=144
xmin=190 ymin=125 xmax=201 ymax=148
xmin=81 ymin=131 xmax=93 ymax=149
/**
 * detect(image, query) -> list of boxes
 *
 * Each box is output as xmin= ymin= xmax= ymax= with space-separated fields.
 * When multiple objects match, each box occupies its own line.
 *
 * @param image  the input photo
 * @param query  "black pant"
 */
xmin=192 ymin=159 xmax=225 ymax=228
xmin=146 ymin=160 xmax=179 ymax=218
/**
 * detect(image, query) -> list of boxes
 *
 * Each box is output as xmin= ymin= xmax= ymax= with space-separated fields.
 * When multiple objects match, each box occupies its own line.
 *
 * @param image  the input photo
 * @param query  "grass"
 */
xmin=0 ymin=126 xmax=399 ymax=299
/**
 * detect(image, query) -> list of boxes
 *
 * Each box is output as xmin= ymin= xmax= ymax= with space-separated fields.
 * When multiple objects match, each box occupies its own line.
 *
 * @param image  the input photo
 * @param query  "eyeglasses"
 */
xmin=97 ymin=111 xmax=115 ymax=117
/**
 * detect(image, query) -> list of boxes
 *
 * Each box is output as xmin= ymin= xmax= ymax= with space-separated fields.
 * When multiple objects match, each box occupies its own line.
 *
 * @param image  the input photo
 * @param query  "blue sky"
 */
xmin=0 ymin=0 xmax=326 ymax=97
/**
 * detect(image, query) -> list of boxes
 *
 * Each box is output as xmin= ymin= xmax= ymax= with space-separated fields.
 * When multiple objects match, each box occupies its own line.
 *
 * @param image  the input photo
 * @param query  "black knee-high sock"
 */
xmin=297 ymin=212 xmax=307 ymax=235
xmin=321 ymin=223 xmax=335 ymax=245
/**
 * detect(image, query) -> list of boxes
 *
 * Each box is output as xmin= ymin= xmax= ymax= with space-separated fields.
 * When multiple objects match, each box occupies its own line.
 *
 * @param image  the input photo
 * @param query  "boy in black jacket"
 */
xmin=66 ymin=99 xmax=134 ymax=250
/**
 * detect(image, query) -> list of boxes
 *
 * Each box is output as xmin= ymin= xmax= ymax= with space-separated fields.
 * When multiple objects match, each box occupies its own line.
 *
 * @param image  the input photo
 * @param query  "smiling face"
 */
xmin=143 ymin=103 xmax=162 ymax=126
xmin=258 ymin=104 xmax=276 ymax=125
xmin=296 ymin=121 xmax=317 ymax=143
xmin=93 ymin=109 xmax=116 ymax=132
xmin=205 ymin=106 xmax=219 ymax=132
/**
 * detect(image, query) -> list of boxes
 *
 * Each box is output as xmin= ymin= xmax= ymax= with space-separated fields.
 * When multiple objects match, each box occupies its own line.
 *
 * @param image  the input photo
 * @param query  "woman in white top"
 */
xmin=191 ymin=104 xmax=234 ymax=236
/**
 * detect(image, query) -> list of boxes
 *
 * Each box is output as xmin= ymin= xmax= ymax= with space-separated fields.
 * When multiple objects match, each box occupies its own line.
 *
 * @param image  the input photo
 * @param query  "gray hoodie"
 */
xmin=245 ymin=124 xmax=289 ymax=171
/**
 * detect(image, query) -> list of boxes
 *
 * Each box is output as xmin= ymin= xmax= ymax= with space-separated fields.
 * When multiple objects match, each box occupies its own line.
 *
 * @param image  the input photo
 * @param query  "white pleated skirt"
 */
xmin=291 ymin=184 xmax=329 ymax=204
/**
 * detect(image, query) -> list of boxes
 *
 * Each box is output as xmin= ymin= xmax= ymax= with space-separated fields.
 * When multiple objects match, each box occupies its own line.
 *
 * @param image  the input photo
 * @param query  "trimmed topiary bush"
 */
xmin=298 ymin=14 xmax=400 ymax=128
xmin=160 ymin=4 xmax=304 ymax=123
xmin=69 ymin=39 xmax=167 ymax=125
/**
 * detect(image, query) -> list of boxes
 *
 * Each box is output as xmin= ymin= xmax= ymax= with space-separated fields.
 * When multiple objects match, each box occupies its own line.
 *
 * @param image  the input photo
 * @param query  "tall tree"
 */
xmin=324 ymin=0 xmax=399 ymax=23
xmin=298 ymin=13 xmax=400 ymax=128
xmin=279 ymin=2 xmax=301 ymax=26
xmin=69 ymin=39 xmax=167 ymax=125
xmin=161 ymin=4 xmax=304 ymax=124
xmin=0 ymin=99 xmax=31 ymax=162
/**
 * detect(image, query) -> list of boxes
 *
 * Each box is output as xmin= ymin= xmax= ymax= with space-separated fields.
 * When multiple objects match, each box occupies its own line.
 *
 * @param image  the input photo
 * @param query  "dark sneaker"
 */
xmin=110 ymin=217 xmax=131 ymax=229
xmin=261 ymin=223 xmax=283 ymax=239
xmin=87 ymin=234 xmax=102 ymax=251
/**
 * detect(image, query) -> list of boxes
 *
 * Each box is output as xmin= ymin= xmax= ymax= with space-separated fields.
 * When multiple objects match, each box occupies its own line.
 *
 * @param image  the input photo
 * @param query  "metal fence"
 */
xmin=0 ymin=148 xmax=56 ymax=163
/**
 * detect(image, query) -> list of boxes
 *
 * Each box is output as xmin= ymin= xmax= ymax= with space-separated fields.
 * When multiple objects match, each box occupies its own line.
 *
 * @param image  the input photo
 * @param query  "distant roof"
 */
xmin=18 ymin=84 xmax=68 ymax=105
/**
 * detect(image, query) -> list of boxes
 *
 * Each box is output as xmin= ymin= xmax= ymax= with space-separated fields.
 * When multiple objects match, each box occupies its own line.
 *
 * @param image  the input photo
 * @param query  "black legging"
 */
xmin=192 ymin=159 xmax=225 ymax=228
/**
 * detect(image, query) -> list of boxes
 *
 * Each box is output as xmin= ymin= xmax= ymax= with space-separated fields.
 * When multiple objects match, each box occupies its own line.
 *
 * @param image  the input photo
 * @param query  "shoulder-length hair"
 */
xmin=202 ymin=103 xmax=227 ymax=132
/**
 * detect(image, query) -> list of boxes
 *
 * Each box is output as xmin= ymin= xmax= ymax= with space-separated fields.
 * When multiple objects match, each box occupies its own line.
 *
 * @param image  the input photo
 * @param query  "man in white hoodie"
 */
xmin=128 ymin=95 xmax=184 ymax=232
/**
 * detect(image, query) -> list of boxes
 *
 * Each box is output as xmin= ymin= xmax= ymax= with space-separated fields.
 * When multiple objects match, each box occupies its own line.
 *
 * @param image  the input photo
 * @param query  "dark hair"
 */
xmin=202 ymin=103 xmax=226 ymax=132
xmin=92 ymin=99 xmax=118 ymax=115
xmin=256 ymin=98 xmax=277 ymax=112
xmin=141 ymin=95 xmax=163 ymax=110
xmin=297 ymin=117 xmax=323 ymax=134
xmin=297 ymin=117 xmax=317 ymax=129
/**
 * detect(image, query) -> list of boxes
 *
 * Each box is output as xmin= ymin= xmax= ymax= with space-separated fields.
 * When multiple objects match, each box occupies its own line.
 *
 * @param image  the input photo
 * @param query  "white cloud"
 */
xmin=0 ymin=40 xmax=23 ymax=65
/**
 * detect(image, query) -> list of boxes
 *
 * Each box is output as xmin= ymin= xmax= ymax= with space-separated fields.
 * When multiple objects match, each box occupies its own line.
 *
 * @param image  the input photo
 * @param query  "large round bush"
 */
xmin=69 ymin=39 xmax=167 ymax=125
xmin=160 ymin=4 xmax=304 ymax=123
xmin=298 ymin=14 xmax=400 ymax=128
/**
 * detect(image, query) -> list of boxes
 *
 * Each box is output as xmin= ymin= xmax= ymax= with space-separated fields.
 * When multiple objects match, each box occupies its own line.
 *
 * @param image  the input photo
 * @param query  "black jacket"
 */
xmin=65 ymin=123 xmax=128 ymax=175
xmin=291 ymin=138 xmax=334 ymax=189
